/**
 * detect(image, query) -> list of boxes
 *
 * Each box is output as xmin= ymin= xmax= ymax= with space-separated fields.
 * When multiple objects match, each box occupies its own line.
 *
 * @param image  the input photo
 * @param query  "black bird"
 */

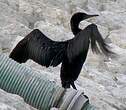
xmin=9 ymin=12 xmax=113 ymax=89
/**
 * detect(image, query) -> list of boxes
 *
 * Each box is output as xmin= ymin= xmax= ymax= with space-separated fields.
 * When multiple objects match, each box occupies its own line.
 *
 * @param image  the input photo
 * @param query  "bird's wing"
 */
xmin=9 ymin=29 xmax=67 ymax=67
xmin=9 ymin=36 xmax=29 ymax=63
xmin=67 ymin=29 xmax=90 ymax=62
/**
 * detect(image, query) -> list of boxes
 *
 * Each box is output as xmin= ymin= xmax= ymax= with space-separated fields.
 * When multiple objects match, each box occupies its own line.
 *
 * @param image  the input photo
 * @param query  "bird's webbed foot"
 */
xmin=71 ymin=82 xmax=77 ymax=90
xmin=62 ymin=81 xmax=77 ymax=90
xmin=62 ymin=81 xmax=71 ymax=89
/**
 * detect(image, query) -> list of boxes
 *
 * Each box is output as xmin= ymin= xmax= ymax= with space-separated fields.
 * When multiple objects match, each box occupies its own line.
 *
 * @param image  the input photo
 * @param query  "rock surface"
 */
xmin=0 ymin=0 xmax=126 ymax=110
xmin=0 ymin=89 xmax=37 ymax=110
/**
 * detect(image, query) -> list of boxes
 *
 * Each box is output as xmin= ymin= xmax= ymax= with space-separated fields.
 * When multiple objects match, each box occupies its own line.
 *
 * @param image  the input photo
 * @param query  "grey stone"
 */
xmin=0 ymin=0 xmax=126 ymax=110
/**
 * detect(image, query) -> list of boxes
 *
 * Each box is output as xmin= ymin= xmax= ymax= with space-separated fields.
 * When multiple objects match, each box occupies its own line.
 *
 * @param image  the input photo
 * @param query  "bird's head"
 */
xmin=71 ymin=12 xmax=99 ymax=24
xmin=70 ymin=12 xmax=99 ymax=35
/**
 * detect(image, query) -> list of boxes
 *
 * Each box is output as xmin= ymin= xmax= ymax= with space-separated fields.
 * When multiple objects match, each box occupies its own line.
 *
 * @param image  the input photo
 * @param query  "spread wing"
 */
xmin=9 ymin=29 xmax=67 ymax=67
xmin=67 ymin=28 xmax=90 ymax=62
xmin=67 ymin=24 xmax=114 ymax=63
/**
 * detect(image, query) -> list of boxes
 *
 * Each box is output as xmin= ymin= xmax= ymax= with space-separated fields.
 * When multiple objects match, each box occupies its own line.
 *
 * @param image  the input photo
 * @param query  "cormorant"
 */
xmin=9 ymin=12 xmax=113 ymax=89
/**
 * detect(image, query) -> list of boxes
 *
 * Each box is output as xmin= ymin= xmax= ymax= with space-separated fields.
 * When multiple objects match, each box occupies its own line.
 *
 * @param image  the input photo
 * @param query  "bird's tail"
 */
xmin=89 ymin=24 xmax=114 ymax=57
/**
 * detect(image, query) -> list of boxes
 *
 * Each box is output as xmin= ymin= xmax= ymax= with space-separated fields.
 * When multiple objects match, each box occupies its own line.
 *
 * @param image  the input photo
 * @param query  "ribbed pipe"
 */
xmin=0 ymin=53 xmax=95 ymax=110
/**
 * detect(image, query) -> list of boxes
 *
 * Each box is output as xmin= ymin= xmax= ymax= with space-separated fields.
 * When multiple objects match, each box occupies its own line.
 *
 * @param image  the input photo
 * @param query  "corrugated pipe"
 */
xmin=0 ymin=53 xmax=95 ymax=110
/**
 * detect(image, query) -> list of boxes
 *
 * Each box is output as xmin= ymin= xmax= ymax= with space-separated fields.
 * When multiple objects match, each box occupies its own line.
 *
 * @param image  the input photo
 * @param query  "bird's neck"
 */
xmin=70 ymin=20 xmax=82 ymax=36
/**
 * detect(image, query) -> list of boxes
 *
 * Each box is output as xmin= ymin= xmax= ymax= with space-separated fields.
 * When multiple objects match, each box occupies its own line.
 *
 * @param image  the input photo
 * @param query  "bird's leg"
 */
xmin=62 ymin=81 xmax=77 ymax=90
xmin=62 ymin=81 xmax=70 ymax=89
xmin=71 ymin=82 xmax=77 ymax=90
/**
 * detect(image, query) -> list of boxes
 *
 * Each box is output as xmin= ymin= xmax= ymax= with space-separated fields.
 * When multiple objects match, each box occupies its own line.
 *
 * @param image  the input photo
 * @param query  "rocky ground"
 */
xmin=0 ymin=0 xmax=126 ymax=110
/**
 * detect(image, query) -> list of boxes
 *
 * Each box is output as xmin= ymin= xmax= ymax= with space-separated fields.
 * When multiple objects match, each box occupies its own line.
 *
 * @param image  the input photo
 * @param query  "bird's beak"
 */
xmin=83 ymin=14 xmax=99 ymax=20
xmin=87 ymin=14 xmax=99 ymax=18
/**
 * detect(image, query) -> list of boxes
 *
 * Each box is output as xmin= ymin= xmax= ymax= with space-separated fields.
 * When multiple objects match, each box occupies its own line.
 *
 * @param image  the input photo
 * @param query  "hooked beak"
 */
xmin=82 ymin=14 xmax=99 ymax=21
xmin=87 ymin=14 xmax=99 ymax=18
